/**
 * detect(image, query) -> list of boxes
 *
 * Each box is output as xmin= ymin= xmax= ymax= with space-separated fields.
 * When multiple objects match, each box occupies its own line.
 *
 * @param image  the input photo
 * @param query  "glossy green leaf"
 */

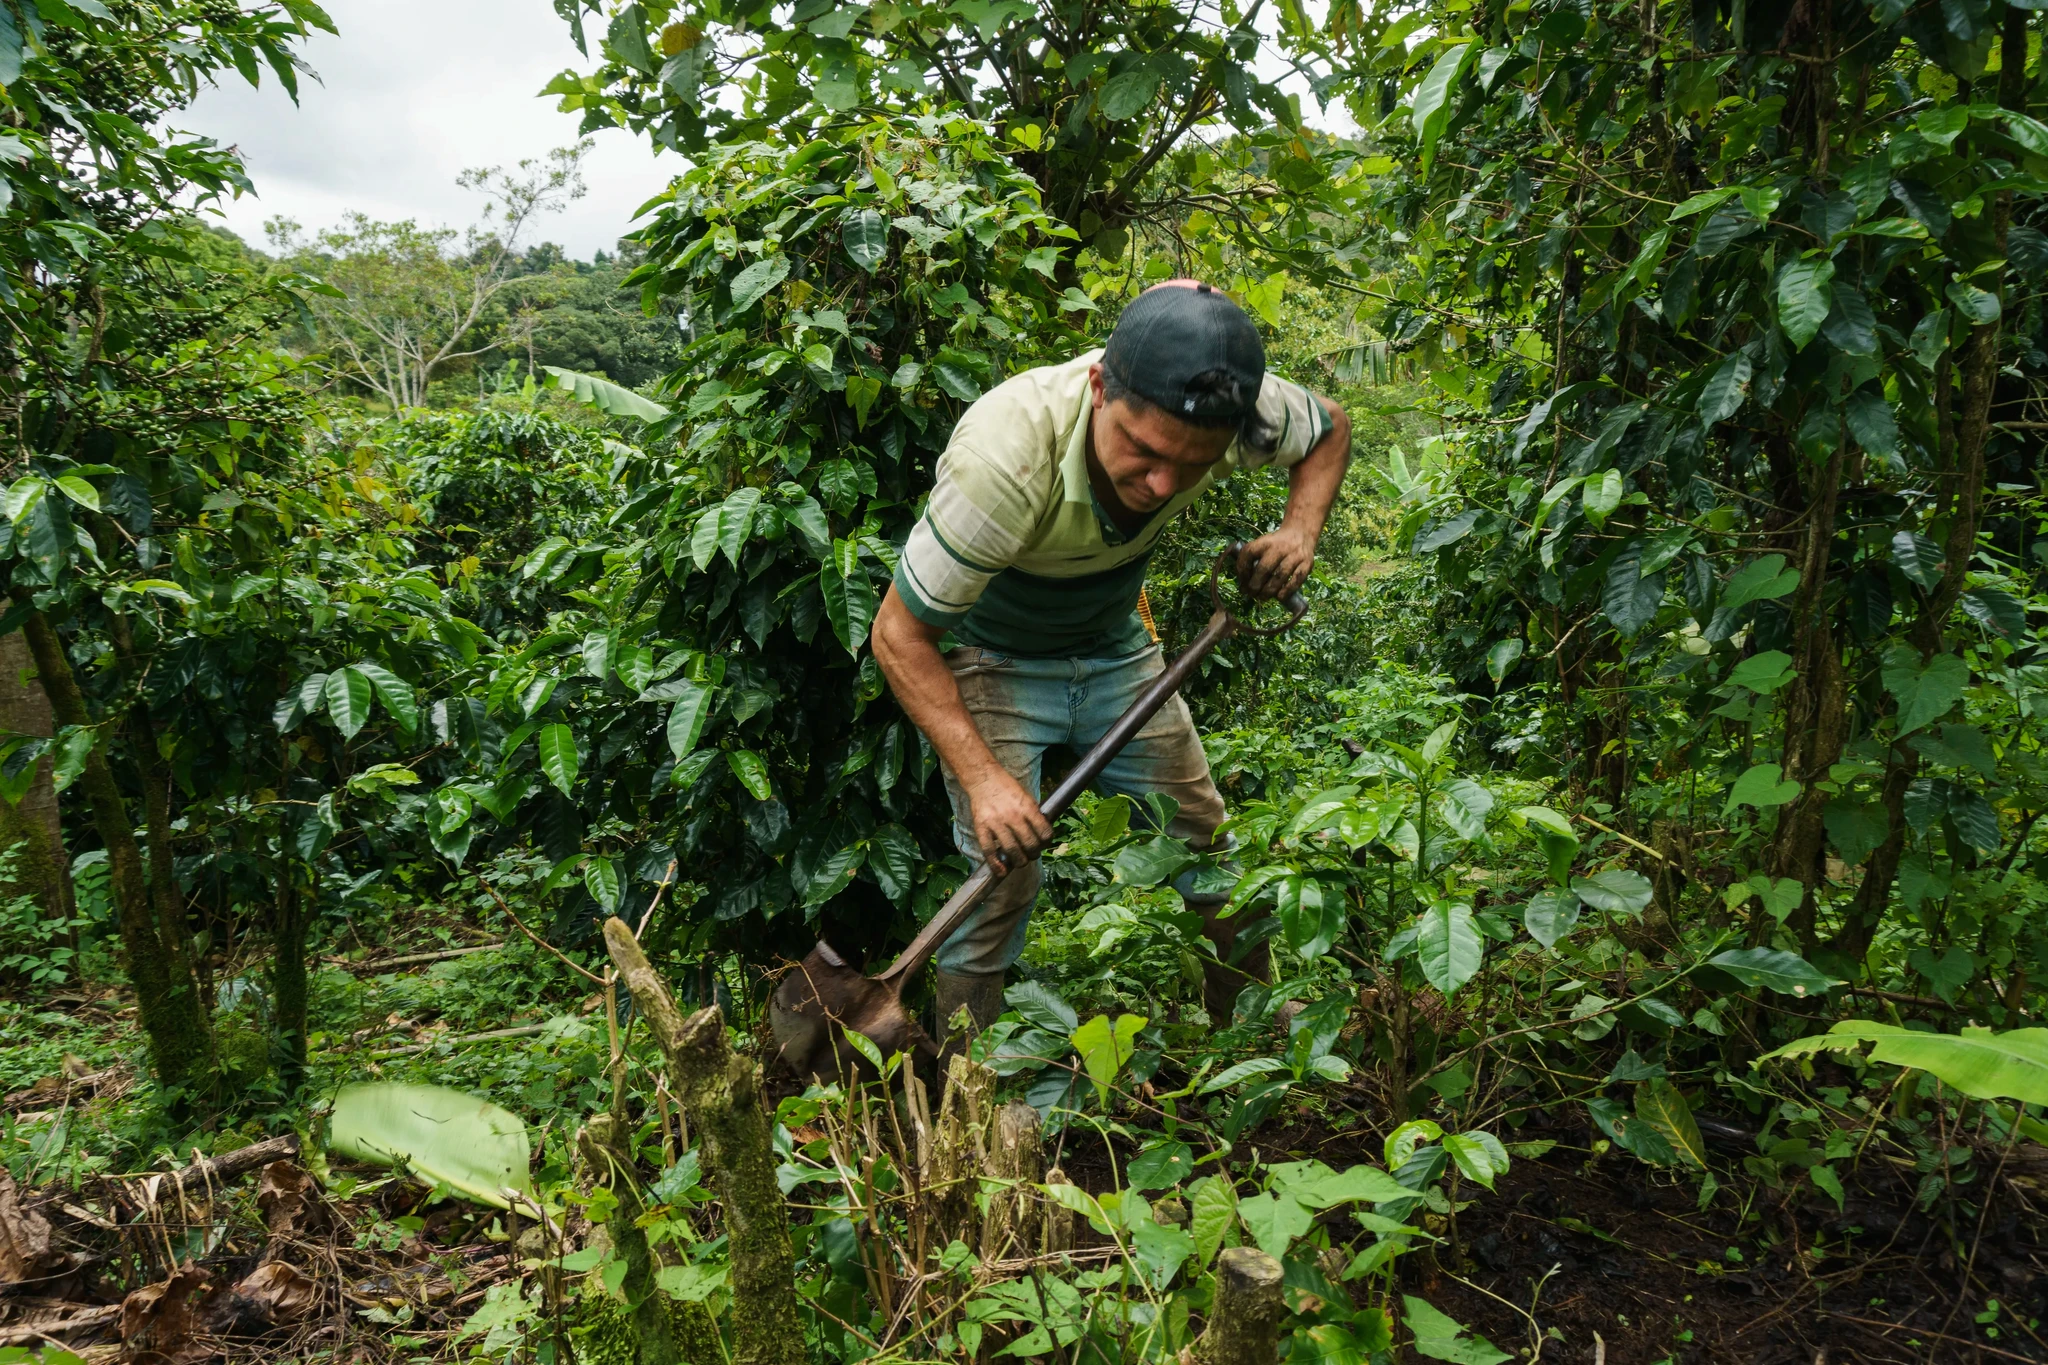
xmin=1776 ymin=258 xmax=1835 ymax=349
xmin=1724 ymin=762 xmax=1801 ymax=813
xmin=841 ymin=209 xmax=887 ymax=272
xmin=328 ymin=1083 xmax=533 ymax=1209
xmin=1881 ymin=645 xmax=1968 ymax=734
xmin=1708 ymin=947 xmax=1842 ymax=997
xmin=537 ymin=724 xmax=579 ymax=796
xmin=728 ymin=254 xmax=791 ymax=313
xmin=543 ymin=366 xmax=670 ymax=422
xmin=1762 ymin=1022 xmax=2048 ymax=1104
xmin=1071 ymin=1012 xmax=1145 ymax=1105
xmin=1571 ymin=868 xmax=1654 ymax=915
xmin=324 ymin=666 xmax=374 ymax=740
xmin=1522 ymin=888 xmax=1581 ymax=948
xmin=727 ymin=748 xmax=773 ymax=800
xmin=351 ymin=660 xmax=418 ymax=734
xmin=1416 ymin=901 xmax=1481 ymax=997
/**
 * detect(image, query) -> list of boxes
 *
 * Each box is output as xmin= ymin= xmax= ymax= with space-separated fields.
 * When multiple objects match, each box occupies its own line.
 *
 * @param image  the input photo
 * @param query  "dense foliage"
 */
xmin=2 ymin=0 xmax=2046 ymax=1361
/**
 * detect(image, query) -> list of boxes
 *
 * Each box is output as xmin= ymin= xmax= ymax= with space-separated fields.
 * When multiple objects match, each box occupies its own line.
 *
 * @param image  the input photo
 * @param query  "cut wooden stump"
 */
xmin=1192 ymin=1247 xmax=1285 ymax=1365
xmin=1043 ymin=1166 xmax=1076 ymax=1255
xmin=927 ymin=1055 xmax=996 ymax=1250
xmin=602 ymin=916 xmax=805 ymax=1365
xmin=980 ymin=1101 xmax=1044 ymax=1262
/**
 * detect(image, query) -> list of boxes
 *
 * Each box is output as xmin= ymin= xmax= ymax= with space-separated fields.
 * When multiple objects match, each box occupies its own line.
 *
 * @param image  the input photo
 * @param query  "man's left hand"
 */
xmin=1237 ymin=524 xmax=1316 ymax=600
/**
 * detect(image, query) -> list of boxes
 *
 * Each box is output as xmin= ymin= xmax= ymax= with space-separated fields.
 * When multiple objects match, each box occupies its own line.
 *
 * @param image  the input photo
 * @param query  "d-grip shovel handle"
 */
xmin=875 ymin=545 xmax=1308 ymax=988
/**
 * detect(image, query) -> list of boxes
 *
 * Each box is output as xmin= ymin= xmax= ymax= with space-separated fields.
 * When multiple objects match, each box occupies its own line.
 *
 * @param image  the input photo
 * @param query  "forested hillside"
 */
xmin=0 ymin=0 xmax=2044 ymax=1362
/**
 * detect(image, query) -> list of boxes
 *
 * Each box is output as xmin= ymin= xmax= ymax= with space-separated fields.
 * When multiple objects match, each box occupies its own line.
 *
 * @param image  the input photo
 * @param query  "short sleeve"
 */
xmin=1238 ymin=373 xmax=1335 ymax=471
xmin=892 ymin=441 xmax=1050 ymax=630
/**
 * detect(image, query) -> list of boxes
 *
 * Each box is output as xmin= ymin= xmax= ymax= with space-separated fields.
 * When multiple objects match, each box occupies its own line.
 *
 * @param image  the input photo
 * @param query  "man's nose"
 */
xmin=1149 ymin=467 xmax=1177 ymax=500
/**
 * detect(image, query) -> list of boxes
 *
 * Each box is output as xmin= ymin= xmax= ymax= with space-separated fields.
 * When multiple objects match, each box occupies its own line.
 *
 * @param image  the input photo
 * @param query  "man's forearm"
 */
xmin=1281 ymin=403 xmax=1351 ymax=543
xmin=871 ymin=590 xmax=1006 ymax=788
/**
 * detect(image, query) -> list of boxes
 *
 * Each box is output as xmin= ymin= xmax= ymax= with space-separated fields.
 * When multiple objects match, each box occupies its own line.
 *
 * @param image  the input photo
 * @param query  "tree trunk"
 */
xmin=602 ymin=916 xmax=805 ymax=1365
xmin=0 ymin=628 xmax=72 ymax=923
xmin=1193 ymin=1248 xmax=1286 ymax=1365
xmin=981 ymin=1100 xmax=1045 ymax=1262
xmin=575 ymin=1115 xmax=681 ymax=1365
xmin=1767 ymin=444 xmax=1848 ymax=953
xmin=15 ymin=604 xmax=211 ymax=1094
xmin=272 ymin=877 xmax=309 ymax=1097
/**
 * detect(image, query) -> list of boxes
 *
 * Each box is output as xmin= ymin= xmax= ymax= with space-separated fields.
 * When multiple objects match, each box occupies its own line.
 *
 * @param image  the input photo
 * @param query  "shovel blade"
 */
xmin=770 ymin=941 xmax=935 ymax=1083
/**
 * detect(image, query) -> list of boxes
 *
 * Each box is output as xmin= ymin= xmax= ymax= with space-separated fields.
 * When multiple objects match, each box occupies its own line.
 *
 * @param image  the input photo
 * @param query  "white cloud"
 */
xmin=177 ymin=0 xmax=672 ymax=260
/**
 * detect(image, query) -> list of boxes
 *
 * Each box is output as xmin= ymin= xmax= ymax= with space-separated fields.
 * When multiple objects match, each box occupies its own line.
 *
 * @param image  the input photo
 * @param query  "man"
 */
xmin=871 ymin=279 xmax=1351 ymax=1032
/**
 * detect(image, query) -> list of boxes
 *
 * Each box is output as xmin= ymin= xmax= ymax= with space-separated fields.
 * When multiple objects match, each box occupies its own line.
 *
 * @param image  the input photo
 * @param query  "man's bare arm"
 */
xmin=1239 ymin=394 xmax=1351 ymax=599
xmin=871 ymin=588 xmax=1050 ymax=872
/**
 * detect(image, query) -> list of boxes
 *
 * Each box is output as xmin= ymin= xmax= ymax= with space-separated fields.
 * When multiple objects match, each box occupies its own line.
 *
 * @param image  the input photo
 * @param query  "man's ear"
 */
xmin=1088 ymin=363 xmax=1106 ymax=410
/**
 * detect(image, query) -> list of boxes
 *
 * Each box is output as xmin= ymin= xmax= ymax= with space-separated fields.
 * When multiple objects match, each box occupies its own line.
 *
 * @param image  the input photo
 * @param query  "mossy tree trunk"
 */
xmin=0 ymin=628 xmax=72 ymax=923
xmin=576 ymin=1114 xmax=681 ymax=1365
xmin=602 ymin=916 xmax=806 ymax=1365
xmin=271 ymin=876 xmax=309 ymax=1096
xmin=16 ymin=604 xmax=212 ymax=1096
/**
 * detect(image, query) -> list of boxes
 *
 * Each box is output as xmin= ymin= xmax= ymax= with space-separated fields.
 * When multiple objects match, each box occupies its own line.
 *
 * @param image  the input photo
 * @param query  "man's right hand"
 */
xmin=967 ymin=768 xmax=1052 ymax=874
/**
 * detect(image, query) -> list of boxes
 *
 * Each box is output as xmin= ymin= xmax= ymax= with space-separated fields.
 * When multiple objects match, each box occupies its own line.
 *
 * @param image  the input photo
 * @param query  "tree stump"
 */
xmin=927 ymin=1054 xmax=996 ymax=1251
xmin=980 ymin=1101 xmax=1044 ymax=1261
xmin=602 ymin=917 xmax=805 ymax=1365
xmin=574 ymin=1115 xmax=679 ymax=1365
xmin=1042 ymin=1166 xmax=1076 ymax=1254
xmin=1192 ymin=1247 xmax=1285 ymax=1365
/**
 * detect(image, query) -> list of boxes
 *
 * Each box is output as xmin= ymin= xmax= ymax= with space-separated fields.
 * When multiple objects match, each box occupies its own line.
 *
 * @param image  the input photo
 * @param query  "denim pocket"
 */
xmin=945 ymin=646 xmax=1013 ymax=674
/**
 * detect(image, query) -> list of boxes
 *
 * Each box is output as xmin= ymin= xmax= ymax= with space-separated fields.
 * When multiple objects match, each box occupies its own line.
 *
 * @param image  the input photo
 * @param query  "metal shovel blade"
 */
xmin=770 ymin=547 xmax=1306 ymax=1082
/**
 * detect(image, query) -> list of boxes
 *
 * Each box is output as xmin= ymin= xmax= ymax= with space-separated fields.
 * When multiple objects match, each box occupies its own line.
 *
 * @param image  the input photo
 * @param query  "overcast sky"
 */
xmin=179 ymin=0 xmax=667 ymax=261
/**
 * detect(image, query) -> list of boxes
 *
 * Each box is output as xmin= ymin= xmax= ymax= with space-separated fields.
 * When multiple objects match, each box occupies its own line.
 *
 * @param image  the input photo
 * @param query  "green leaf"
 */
xmin=1004 ymin=980 xmax=1078 ymax=1034
xmin=820 ymin=562 xmax=877 ymax=654
xmin=1809 ymin=1165 xmax=1846 ymax=1212
xmin=1097 ymin=67 xmax=1161 ymax=120
xmin=351 ymin=660 xmax=418 ymax=735
xmin=1633 ymin=1082 xmax=1706 ymax=1168
xmin=841 ymin=209 xmax=888 ymax=272
xmin=537 ymin=725 xmax=579 ymax=796
xmin=1726 ymin=650 xmax=1796 ymax=694
xmin=1945 ymin=279 xmax=2000 ymax=325
xmin=1484 ymin=638 xmax=1522 ymax=684
xmin=1410 ymin=43 xmax=1475 ymax=173
xmin=1436 ymin=778 xmax=1494 ymax=840
xmin=1724 ymin=762 xmax=1801 ymax=813
xmin=542 ymin=366 xmax=670 ymax=422
xmin=1776 ymin=258 xmax=1835 ymax=350
xmin=328 ymin=1083 xmax=533 ymax=1208
xmin=1707 ymin=947 xmax=1842 ymax=997
xmin=1522 ymin=888 xmax=1581 ymax=947
xmin=1961 ymin=587 xmax=2028 ymax=642
xmin=1403 ymin=1296 xmax=1511 ymax=1365
xmin=1236 ymin=1191 xmax=1314 ymax=1257
xmin=1416 ymin=901 xmax=1481 ymax=997
xmin=324 ymin=666 xmax=374 ymax=740
xmin=866 ymin=823 xmax=918 ymax=903
xmin=727 ymin=749 xmax=773 ymax=800
xmin=1571 ymin=869 xmax=1654 ymax=915
xmin=665 ymin=681 xmax=714 ymax=760
xmin=1761 ymin=1023 xmax=2048 ymax=1105
xmin=53 ymin=475 xmax=100 ymax=511
xmin=1698 ymin=350 xmax=1752 ymax=425
xmin=1581 ymin=468 xmax=1623 ymax=527
xmin=1127 ymin=1140 xmax=1195 ymax=1192
xmin=583 ymin=856 xmax=621 ymax=912
xmin=1276 ymin=874 xmax=1341 ymax=959
xmin=1187 ymin=1175 xmax=1237 ymax=1269
xmin=1441 ymin=1130 xmax=1510 ymax=1190
xmin=716 ymin=487 xmax=762 ymax=566
xmin=728 ymin=254 xmax=791 ymax=314
xmin=1881 ymin=646 xmax=1969 ymax=734
xmin=1891 ymin=530 xmax=1945 ymax=590
xmin=1071 ymin=1012 xmax=1145 ymax=1105
xmin=1114 ymin=836 xmax=1196 ymax=888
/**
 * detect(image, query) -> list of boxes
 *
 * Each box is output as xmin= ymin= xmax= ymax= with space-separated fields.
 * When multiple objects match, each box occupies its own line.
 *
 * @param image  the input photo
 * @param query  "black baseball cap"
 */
xmin=1102 ymin=279 xmax=1266 ymax=427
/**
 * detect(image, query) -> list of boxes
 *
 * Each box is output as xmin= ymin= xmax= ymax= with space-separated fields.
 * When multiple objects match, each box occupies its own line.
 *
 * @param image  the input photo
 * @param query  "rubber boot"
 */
xmin=934 ymin=968 xmax=1007 ymax=1054
xmin=1187 ymin=894 xmax=1271 ymax=1025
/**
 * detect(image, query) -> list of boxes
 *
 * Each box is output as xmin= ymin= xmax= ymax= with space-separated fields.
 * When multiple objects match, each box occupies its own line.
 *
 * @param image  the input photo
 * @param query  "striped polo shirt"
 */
xmin=893 ymin=349 xmax=1333 ymax=658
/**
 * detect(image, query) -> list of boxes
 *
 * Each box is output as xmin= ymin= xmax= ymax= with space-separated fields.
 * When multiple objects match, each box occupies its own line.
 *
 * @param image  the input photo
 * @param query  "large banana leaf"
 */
xmin=328 ymin=1083 xmax=535 ymax=1208
xmin=542 ymin=366 xmax=670 ymax=423
xmin=1761 ymin=1022 xmax=2048 ymax=1106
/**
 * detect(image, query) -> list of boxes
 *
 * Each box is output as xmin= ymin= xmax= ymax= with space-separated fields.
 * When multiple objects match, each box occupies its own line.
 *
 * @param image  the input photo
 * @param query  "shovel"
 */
xmin=771 ymin=543 xmax=1310 ymax=1082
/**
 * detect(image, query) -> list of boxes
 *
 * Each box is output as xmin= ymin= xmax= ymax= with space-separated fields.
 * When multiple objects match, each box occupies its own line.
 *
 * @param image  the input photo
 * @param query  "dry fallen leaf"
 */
xmin=0 ymin=1169 xmax=69 ymax=1285
xmin=254 ymin=1161 xmax=323 ymax=1236
xmin=222 ymin=1263 xmax=319 ymax=1326
xmin=120 ymin=1264 xmax=215 ymax=1365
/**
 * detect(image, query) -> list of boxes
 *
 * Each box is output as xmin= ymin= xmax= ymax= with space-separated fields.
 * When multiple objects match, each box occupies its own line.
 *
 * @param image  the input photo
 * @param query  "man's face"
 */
xmin=1087 ymin=364 xmax=1234 ymax=513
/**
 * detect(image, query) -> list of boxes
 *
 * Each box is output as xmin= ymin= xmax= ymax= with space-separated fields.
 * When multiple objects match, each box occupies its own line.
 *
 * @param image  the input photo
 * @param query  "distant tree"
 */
xmin=518 ymin=242 xmax=680 ymax=389
xmin=269 ymin=144 xmax=590 ymax=408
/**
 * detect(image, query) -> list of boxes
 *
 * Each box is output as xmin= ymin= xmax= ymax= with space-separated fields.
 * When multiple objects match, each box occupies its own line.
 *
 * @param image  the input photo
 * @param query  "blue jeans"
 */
xmin=935 ymin=644 xmax=1228 ymax=976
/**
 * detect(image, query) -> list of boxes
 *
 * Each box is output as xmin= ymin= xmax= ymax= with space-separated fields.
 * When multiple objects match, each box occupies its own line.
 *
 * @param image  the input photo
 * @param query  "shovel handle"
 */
xmin=877 ymin=545 xmax=1309 ymax=987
